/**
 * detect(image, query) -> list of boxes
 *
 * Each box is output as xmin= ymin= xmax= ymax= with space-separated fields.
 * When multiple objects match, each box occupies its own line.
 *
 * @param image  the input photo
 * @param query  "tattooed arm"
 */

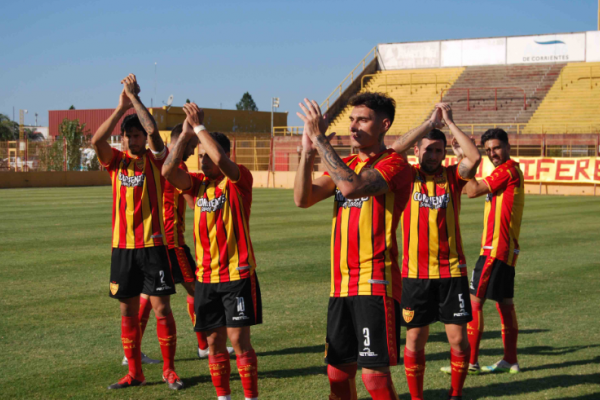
xmin=391 ymin=106 xmax=444 ymax=156
xmin=161 ymin=127 xmax=193 ymax=191
xmin=438 ymin=104 xmax=481 ymax=179
xmin=297 ymin=98 xmax=391 ymax=199
xmin=121 ymin=73 xmax=165 ymax=154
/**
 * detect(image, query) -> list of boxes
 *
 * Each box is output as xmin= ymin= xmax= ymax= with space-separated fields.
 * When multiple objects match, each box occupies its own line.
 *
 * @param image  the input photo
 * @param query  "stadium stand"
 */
xmin=522 ymin=62 xmax=600 ymax=134
xmin=326 ymin=68 xmax=465 ymax=136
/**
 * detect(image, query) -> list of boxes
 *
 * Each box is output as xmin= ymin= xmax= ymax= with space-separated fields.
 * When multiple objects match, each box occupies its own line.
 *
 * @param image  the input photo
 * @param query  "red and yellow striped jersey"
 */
xmin=184 ymin=165 xmax=256 ymax=283
xmin=101 ymin=147 xmax=168 ymax=249
xmin=324 ymin=149 xmax=412 ymax=302
xmin=163 ymin=162 xmax=188 ymax=248
xmin=480 ymin=159 xmax=525 ymax=266
xmin=401 ymin=163 xmax=469 ymax=279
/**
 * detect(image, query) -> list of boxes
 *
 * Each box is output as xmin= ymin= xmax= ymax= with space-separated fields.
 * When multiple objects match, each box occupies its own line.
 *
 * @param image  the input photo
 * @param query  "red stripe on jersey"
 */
xmin=111 ymin=166 xmax=118 ymax=243
xmin=347 ymin=207 xmax=360 ymax=296
xmin=230 ymin=192 xmax=250 ymax=279
xmin=437 ymin=182 xmax=451 ymax=278
xmin=215 ymin=207 xmax=231 ymax=282
xmin=417 ymin=199 xmax=429 ymax=279
xmin=371 ymin=194 xmax=387 ymax=294
xmin=118 ymin=178 xmax=128 ymax=248
xmin=485 ymin=196 xmax=496 ymax=248
xmin=200 ymin=211 xmax=212 ymax=282
xmin=332 ymin=207 xmax=343 ymax=297
xmin=144 ymin=160 xmax=163 ymax=247
xmin=133 ymin=176 xmax=144 ymax=248
xmin=401 ymin=196 xmax=412 ymax=277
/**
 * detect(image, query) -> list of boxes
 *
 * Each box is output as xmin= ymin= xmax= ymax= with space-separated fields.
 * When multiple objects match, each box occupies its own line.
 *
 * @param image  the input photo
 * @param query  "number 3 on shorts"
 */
xmin=363 ymin=328 xmax=370 ymax=346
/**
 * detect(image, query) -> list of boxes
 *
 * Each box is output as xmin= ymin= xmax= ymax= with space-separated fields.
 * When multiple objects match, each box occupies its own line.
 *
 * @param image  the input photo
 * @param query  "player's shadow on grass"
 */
xmin=425 ymin=328 xmax=549 ymax=344
xmin=256 ymin=345 xmax=324 ymax=357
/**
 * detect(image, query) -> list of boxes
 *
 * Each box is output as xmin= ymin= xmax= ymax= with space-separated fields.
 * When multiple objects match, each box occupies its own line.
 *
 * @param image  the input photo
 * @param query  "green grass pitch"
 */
xmin=0 ymin=187 xmax=599 ymax=399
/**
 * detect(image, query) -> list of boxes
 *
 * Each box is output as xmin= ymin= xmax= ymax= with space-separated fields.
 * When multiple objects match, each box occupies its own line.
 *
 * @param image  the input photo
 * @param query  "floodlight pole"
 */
xmin=271 ymin=97 xmax=279 ymax=137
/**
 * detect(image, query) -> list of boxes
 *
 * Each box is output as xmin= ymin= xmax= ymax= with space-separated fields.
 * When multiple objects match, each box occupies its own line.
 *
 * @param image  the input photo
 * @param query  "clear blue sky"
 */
xmin=1 ymin=0 xmax=597 ymax=128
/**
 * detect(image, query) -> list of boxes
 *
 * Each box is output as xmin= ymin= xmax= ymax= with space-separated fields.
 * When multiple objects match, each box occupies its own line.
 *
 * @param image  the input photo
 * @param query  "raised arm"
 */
xmin=162 ymin=127 xmax=194 ymax=191
xmin=439 ymin=103 xmax=481 ymax=179
xmin=183 ymin=103 xmax=240 ymax=182
xmin=452 ymin=142 xmax=491 ymax=198
xmin=91 ymin=88 xmax=133 ymax=165
xmin=121 ymin=73 xmax=164 ymax=154
xmin=293 ymin=119 xmax=337 ymax=208
xmin=297 ymin=99 xmax=389 ymax=199
xmin=391 ymin=106 xmax=444 ymax=156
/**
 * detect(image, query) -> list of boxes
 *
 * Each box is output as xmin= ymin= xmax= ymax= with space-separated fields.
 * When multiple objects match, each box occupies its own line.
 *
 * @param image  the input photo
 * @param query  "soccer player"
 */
xmin=391 ymin=103 xmax=481 ymax=400
xmin=294 ymin=93 xmax=443 ymax=400
xmin=447 ymin=128 xmax=524 ymax=374
xmin=91 ymin=74 xmax=183 ymax=390
xmin=127 ymin=123 xmax=233 ymax=365
xmin=162 ymin=103 xmax=261 ymax=400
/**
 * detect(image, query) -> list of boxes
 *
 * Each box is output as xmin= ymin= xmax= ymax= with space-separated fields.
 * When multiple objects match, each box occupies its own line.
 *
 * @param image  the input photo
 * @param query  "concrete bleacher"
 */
xmin=441 ymin=63 xmax=566 ymax=135
xmin=522 ymin=62 xmax=600 ymax=134
xmin=326 ymin=68 xmax=465 ymax=136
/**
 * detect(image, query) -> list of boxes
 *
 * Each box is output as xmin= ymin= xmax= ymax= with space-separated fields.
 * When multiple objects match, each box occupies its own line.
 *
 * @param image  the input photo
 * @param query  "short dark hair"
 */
xmin=170 ymin=123 xmax=183 ymax=141
xmin=417 ymin=128 xmax=447 ymax=147
xmin=348 ymin=92 xmax=396 ymax=125
xmin=121 ymin=114 xmax=147 ymax=136
xmin=208 ymin=132 xmax=230 ymax=153
xmin=481 ymin=128 xmax=509 ymax=146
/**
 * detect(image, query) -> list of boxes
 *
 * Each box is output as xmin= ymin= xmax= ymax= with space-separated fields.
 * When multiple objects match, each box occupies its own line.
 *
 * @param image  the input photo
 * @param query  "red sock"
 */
xmin=121 ymin=316 xmax=143 ymax=380
xmin=156 ymin=312 xmax=177 ymax=373
xmin=237 ymin=349 xmax=259 ymax=399
xmin=468 ymin=301 xmax=484 ymax=365
xmin=186 ymin=295 xmax=208 ymax=350
xmin=449 ymin=348 xmax=470 ymax=397
xmin=327 ymin=364 xmax=357 ymax=400
xmin=209 ymin=352 xmax=231 ymax=397
xmin=404 ymin=348 xmax=425 ymax=400
xmin=362 ymin=372 xmax=399 ymax=400
xmin=138 ymin=296 xmax=152 ymax=338
xmin=497 ymin=303 xmax=518 ymax=364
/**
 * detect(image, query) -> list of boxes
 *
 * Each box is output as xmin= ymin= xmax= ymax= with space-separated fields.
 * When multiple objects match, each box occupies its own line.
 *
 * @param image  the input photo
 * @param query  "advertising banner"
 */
xmin=405 ymin=156 xmax=600 ymax=184
xmin=586 ymin=31 xmax=600 ymax=62
xmin=506 ymin=33 xmax=586 ymax=64
xmin=441 ymin=38 xmax=506 ymax=67
xmin=378 ymin=42 xmax=440 ymax=70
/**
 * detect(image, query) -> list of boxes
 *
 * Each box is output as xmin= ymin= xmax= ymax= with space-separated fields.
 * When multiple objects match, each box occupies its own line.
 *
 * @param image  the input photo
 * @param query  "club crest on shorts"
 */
xmin=402 ymin=308 xmax=414 ymax=323
xmin=110 ymin=282 xmax=119 ymax=295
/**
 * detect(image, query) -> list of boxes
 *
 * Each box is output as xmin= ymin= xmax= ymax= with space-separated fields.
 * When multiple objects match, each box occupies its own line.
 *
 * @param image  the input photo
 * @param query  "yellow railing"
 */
xmin=361 ymin=73 xmax=450 ymax=94
xmin=273 ymin=126 xmax=303 ymax=136
xmin=320 ymin=47 xmax=377 ymax=112
xmin=560 ymin=65 xmax=600 ymax=90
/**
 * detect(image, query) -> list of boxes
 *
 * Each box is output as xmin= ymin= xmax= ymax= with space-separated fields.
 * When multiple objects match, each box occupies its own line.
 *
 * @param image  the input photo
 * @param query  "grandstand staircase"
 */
xmin=440 ymin=63 xmax=566 ymax=135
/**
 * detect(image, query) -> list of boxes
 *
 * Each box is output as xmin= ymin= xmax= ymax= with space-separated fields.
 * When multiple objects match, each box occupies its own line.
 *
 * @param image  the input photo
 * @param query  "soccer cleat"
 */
xmin=481 ymin=359 xmax=521 ymax=374
xmin=107 ymin=373 xmax=146 ymax=389
xmin=122 ymin=352 xmax=161 ymax=366
xmin=162 ymin=369 xmax=184 ymax=390
xmin=197 ymin=346 xmax=235 ymax=359
xmin=440 ymin=363 xmax=480 ymax=375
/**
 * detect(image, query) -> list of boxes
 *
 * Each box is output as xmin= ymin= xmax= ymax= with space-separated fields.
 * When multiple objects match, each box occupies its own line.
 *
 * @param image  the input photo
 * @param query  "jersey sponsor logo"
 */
xmin=118 ymin=173 xmax=145 ymax=187
xmin=359 ymin=329 xmax=378 ymax=357
xmin=413 ymin=192 xmax=450 ymax=209
xmin=110 ymin=281 xmax=119 ymax=295
xmin=402 ymin=308 xmax=415 ymax=323
xmin=334 ymin=189 xmax=369 ymax=209
xmin=197 ymin=194 xmax=227 ymax=213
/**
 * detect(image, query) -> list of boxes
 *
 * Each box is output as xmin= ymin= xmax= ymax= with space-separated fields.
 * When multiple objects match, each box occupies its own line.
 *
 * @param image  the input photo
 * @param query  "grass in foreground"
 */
xmin=0 ymin=187 xmax=599 ymax=399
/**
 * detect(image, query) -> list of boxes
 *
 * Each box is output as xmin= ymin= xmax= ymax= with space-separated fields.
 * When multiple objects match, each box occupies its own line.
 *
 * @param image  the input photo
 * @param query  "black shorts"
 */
xmin=168 ymin=245 xmax=197 ymax=284
xmin=325 ymin=296 xmax=401 ymax=368
xmin=400 ymin=276 xmax=472 ymax=327
xmin=194 ymin=273 xmax=263 ymax=331
xmin=109 ymin=246 xmax=176 ymax=299
xmin=470 ymin=256 xmax=515 ymax=302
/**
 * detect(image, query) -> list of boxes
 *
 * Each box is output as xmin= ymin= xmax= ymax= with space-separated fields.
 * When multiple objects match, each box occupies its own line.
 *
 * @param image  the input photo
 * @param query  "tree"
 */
xmin=69 ymin=105 xmax=76 ymax=110
xmin=186 ymin=99 xmax=191 ymax=104
xmin=60 ymin=118 xmax=89 ymax=171
xmin=0 ymin=114 xmax=18 ymax=140
xmin=236 ymin=92 xmax=258 ymax=111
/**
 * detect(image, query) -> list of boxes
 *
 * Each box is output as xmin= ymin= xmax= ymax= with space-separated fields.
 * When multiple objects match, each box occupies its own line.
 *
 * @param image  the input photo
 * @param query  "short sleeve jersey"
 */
xmin=184 ymin=164 xmax=256 ymax=283
xmin=163 ymin=162 xmax=188 ymax=248
xmin=480 ymin=159 xmax=525 ymax=266
xmin=401 ymin=163 xmax=469 ymax=279
xmin=324 ymin=149 xmax=412 ymax=302
xmin=100 ymin=147 xmax=168 ymax=249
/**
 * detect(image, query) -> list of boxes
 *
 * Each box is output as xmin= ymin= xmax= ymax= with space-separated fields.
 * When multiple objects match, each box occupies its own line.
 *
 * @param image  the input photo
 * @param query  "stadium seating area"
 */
xmin=325 ymin=62 xmax=600 ymax=136
xmin=522 ymin=62 xmax=600 ymax=134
